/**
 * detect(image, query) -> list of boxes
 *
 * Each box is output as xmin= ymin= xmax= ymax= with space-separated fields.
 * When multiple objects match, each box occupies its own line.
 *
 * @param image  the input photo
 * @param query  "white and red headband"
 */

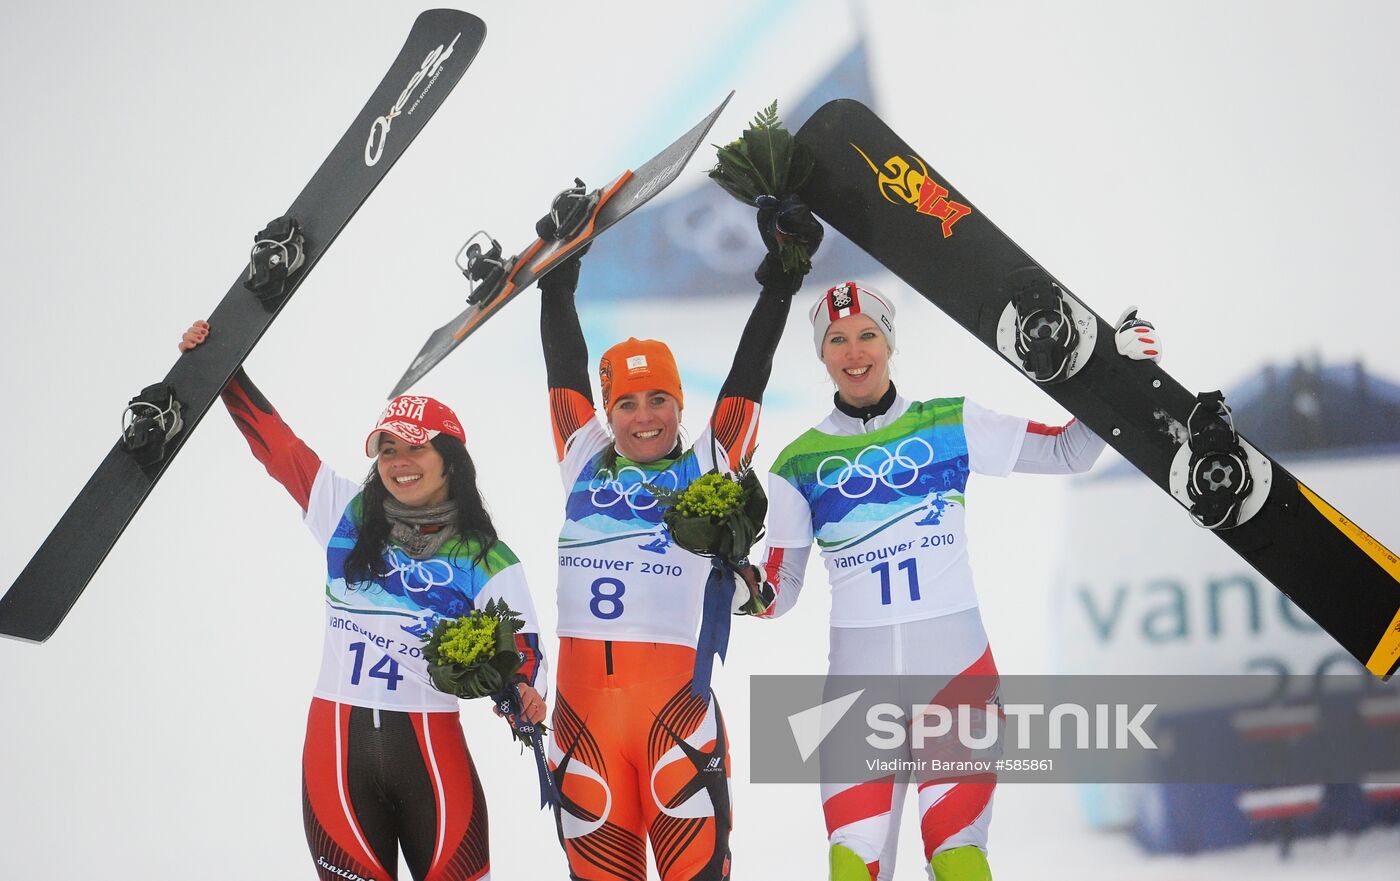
xmin=809 ymin=281 xmax=896 ymax=357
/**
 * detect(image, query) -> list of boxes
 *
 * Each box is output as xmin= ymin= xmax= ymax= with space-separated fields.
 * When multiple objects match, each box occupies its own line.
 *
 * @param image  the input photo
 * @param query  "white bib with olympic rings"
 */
xmin=768 ymin=397 xmax=1027 ymax=627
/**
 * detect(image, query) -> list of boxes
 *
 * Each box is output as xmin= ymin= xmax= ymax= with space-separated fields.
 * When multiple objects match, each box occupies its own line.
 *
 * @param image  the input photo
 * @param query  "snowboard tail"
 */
xmin=0 ymin=10 xmax=485 ymax=643
xmin=390 ymin=91 xmax=734 ymax=397
xmin=795 ymin=99 xmax=1400 ymax=679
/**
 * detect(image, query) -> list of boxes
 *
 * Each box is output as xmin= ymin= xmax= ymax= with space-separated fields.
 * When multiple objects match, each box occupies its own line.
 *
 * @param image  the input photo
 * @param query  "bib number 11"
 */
xmin=872 ymin=559 xmax=921 ymax=605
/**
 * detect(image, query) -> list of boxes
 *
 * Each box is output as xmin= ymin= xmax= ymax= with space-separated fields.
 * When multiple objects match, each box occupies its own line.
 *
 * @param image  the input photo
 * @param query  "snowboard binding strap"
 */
xmin=1009 ymin=273 xmax=1080 ymax=383
xmin=456 ymin=231 xmax=509 ymax=307
xmin=536 ymin=177 xmax=599 ymax=242
xmin=120 ymin=383 xmax=184 ymax=468
xmin=1184 ymin=391 xmax=1254 ymax=529
xmin=244 ymin=215 xmax=307 ymax=307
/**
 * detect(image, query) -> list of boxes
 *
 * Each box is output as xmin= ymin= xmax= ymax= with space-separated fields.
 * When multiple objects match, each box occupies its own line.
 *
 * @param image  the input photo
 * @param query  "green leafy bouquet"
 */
xmin=649 ymin=466 xmax=767 ymax=568
xmin=423 ymin=599 xmax=558 ymax=807
xmin=423 ymin=598 xmax=530 ymax=704
xmin=650 ymin=460 xmax=769 ymax=697
xmin=709 ymin=101 xmax=816 ymax=274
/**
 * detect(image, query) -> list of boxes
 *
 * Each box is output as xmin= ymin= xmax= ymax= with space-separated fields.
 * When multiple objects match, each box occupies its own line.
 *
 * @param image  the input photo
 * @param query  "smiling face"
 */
xmin=375 ymin=435 xmax=451 ymax=507
xmin=608 ymin=389 xmax=682 ymax=463
xmin=821 ymin=313 xmax=893 ymax=407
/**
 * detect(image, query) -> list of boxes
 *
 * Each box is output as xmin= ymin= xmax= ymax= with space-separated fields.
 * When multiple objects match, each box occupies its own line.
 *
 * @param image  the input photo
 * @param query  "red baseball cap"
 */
xmin=364 ymin=395 xmax=466 ymax=456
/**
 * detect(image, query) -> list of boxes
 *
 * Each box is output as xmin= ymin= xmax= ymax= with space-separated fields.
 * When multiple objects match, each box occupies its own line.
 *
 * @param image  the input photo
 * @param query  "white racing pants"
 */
xmin=820 ymin=608 xmax=999 ymax=881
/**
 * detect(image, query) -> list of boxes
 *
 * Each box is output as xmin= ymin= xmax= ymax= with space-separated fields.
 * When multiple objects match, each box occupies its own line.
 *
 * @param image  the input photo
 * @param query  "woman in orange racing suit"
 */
xmin=537 ymin=200 xmax=821 ymax=881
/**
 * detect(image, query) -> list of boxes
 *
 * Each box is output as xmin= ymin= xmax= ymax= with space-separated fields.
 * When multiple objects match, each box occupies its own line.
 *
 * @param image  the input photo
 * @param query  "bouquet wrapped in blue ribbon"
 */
xmin=649 ymin=463 xmax=768 ymax=697
xmin=422 ymin=599 xmax=558 ymax=808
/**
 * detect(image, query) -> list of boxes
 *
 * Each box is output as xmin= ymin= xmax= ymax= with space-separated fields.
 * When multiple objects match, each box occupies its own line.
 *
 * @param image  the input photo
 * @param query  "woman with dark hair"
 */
xmin=180 ymin=320 xmax=546 ymax=881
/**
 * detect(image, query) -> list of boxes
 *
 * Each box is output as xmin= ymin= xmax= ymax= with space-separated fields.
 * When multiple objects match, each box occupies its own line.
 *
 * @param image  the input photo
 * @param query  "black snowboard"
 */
xmin=389 ymin=92 xmax=734 ymax=396
xmin=795 ymin=99 xmax=1400 ymax=680
xmin=0 ymin=10 xmax=484 ymax=643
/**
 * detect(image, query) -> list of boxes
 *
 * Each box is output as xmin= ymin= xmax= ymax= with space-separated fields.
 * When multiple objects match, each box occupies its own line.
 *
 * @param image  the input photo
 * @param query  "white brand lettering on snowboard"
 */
xmin=365 ymin=32 xmax=461 ymax=167
xmin=630 ymin=155 xmax=688 ymax=205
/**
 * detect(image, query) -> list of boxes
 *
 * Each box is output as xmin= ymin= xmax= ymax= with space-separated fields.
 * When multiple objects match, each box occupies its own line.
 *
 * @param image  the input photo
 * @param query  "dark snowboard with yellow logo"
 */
xmin=795 ymin=98 xmax=1399 ymax=680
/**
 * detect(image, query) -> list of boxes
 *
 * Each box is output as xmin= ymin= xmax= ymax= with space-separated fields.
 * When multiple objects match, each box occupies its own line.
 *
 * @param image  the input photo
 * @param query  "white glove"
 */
xmin=731 ymin=570 xmax=752 ymax=614
xmin=731 ymin=565 xmax=775 ymax=616
xmin=1115 ymin=306 xmax=1162 ymax=363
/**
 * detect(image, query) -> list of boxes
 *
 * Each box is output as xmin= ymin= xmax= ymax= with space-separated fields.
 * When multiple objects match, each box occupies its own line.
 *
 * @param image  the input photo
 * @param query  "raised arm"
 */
xmin=180 ymin=320 xmax=322 ymax=512
xmin=710 ymin=198 xmax=824 ymax=471
xmin=538 ymin=254 xmax=595 ymax=462
xmin=220 ymin=369 xmax=323 ymax=511
xmin=708 ymin=282 xmax=796 ymax=471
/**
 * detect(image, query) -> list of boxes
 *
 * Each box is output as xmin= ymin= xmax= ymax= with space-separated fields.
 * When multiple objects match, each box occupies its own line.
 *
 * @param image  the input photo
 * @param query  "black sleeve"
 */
xmin=717 ymin=273 xmax=798 ymax=404
xmin=539 ymin=271 xmax=593 ymax=403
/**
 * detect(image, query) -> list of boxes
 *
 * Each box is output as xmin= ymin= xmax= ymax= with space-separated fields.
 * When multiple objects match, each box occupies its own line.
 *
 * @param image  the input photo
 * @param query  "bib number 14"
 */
xmin=348 ymin=641 xmax=404 ymax=690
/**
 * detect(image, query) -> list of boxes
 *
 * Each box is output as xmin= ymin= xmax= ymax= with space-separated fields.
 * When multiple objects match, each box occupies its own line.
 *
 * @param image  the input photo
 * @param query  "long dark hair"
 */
xmin=343 ymin=434 xmax=499 ymax=585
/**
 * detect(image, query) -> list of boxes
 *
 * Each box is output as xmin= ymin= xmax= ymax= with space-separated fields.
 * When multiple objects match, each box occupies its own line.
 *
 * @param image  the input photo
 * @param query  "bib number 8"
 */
xmin=589 ymin=577 xmax=626 ymax=620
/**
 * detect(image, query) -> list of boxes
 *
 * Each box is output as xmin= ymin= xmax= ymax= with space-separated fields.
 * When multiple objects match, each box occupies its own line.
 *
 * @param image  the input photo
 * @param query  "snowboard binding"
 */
xmin=244 ymin=215 xmax=307 ymax=308
xmin=120 ymin=383 xmax=184 ymax=468
xmin=1183 ymin=391 xmax=1255 ymax=529
xmin=1007 ymin=269 xmax=1081 ymax=383
xmin=456 ymin=231 xmax=509 ymax=307
xmin=536 ymin=177 xmax=599 ymax=242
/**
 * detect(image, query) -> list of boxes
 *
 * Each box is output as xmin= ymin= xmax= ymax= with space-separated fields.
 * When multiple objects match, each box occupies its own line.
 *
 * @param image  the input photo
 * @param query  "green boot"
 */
xmin=829 ymin=843 xmax=873 ymax=881
xmin=929 ymin=845 xmax=991 ymax=881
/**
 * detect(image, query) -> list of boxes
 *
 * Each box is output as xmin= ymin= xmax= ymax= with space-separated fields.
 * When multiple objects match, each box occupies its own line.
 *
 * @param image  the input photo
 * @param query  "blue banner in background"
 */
xmin=578 ymin=38 xmax=883 ymax=303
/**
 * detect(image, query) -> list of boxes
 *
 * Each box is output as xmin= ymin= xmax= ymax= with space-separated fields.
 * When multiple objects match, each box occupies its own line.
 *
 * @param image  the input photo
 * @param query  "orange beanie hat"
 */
xmin=599 ymin=337 xmax=684 ymax=414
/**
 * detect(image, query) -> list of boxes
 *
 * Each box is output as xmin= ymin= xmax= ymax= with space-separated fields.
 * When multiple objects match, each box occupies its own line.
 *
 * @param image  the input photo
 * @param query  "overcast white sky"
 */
xmin=3 ymin=1 xmax=1398 ymax=878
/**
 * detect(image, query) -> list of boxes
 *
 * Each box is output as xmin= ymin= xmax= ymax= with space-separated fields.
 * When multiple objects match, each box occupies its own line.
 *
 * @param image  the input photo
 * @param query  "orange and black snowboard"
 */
xmin=389 ymin=92 xmax=734 ymax=397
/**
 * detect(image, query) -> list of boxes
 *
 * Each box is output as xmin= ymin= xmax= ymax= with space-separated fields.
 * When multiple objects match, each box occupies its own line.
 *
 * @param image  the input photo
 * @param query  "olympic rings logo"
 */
xmin=816 ymin=437 xmax=936 ymax=499
xmin=386 ymin=551 xmax=456 ymax=594
xmin=589 ymin=466 xmax=680 ymax=512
